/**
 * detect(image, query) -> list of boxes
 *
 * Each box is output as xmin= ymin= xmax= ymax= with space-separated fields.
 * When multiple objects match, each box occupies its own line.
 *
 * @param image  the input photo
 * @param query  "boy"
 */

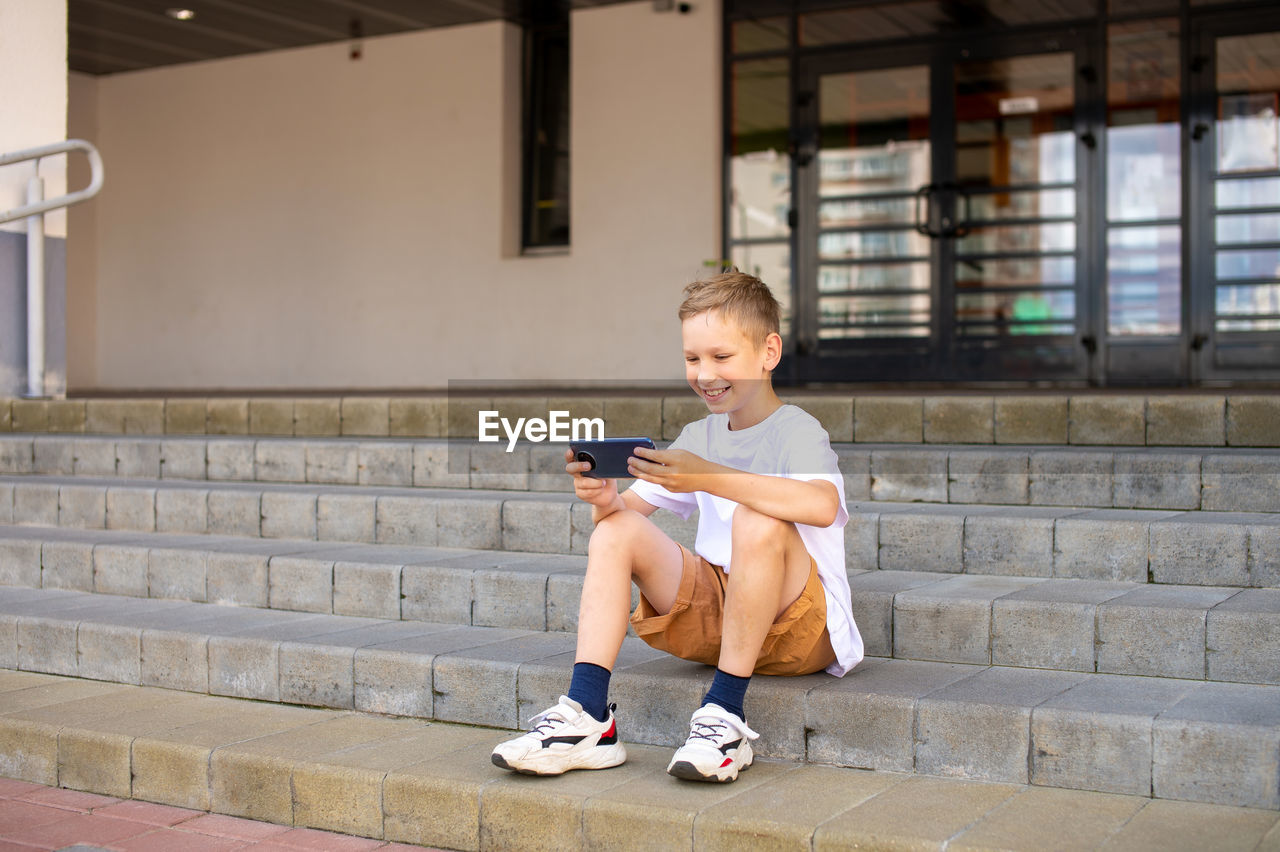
xmin=491 ymin=271 xmax=862 ymax=782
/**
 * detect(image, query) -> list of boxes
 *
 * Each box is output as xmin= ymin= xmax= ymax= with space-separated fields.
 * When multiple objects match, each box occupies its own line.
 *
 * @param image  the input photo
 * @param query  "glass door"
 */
xmin=795 ymin=51 xmax=937 ymax=377
xmin=796 ymin=32 xmax=1097 ymax=382
xmin=947 ymin=45 xmax=1090 ymax=380
xmin=1190 ymin=18 xmax=1280 ymax=380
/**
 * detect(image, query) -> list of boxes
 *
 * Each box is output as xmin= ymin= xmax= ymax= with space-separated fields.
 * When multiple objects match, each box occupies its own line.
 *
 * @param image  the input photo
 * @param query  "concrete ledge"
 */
xmin=4 ymin=528 xmax=1280 ymax=679
xmin=2 ymin=593 xmax=1280 ymax=808
xmin=3 ymin=669 xmax=1280 ymax=841
xmin=1 ymin=393 xmax=1274 ymax=446
xmin=4 ymin=475 xmax=1277 ymax=585
xmin=7 ymin=437 xmax=1277 ymax=513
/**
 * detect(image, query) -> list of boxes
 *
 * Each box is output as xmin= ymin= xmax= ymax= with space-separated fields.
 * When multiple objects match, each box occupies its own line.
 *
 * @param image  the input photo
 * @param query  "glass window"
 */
xmin=523 ymin=1 xmax=570 ymax=250
xmin=1216 ymin=33 xmax=1280 ymax=175
xmin=732 ymin=16 xmax=789 ymax=53
xmin=730 ymin=59 xmax=790 ymax=241
xmin=1106 ymin=19 xmax=1181 ymax=336
xmin=731 ymin=242 xmax=792 ymax=335
xmin=800 ymin=1 xmax=1096 ymax=47
xmin=954 ymin=54 xmax=1076 ymax=187
xmin=1108 ymin=226 xmax=1181 ymax=335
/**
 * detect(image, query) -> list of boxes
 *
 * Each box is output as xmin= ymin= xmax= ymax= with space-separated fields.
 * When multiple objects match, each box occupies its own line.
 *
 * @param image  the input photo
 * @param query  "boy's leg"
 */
xmin=575 ymin=507 xmax=685 ymax=670
xmin=667 ymin=506 xmax=810 ymax=783
xmin=491 ymin=507 xmax=684 ymax=776
xmin=718 ymin=505 xmax=812 ymax=677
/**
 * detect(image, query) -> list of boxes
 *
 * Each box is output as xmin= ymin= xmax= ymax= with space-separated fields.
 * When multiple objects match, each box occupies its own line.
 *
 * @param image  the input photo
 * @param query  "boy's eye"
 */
xmin=715 ymin=354 xmax=731 ymax=360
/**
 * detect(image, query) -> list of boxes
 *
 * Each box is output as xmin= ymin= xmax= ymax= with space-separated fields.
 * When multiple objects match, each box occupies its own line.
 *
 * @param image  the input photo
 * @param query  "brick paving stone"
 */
xmin=263 ymin=826 xmax=387 ymax=850
xmin=90 ymin=799 xmax=201 ymax=827
xmin=115 ymin=829 xmax=247 ymax=851
xmin=177 ymin=811 xmax=292 ymax=841
xmin=2 ymin=812 xmax=147 ymax=848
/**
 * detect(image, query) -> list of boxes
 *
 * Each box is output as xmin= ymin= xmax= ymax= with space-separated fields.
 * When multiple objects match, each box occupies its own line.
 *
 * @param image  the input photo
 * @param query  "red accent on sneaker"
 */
xmin=605 ymin=720 xmax=616 ymax=738
xmin=720 ymin=757 xmax=733 ymax=768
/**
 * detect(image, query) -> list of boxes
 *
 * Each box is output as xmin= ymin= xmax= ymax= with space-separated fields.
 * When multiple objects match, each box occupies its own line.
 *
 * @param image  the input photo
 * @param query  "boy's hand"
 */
xmin=564 ymin=447 xmax=620 ymax=508
xmin=628 ymin=446 xmax=719 ymax=493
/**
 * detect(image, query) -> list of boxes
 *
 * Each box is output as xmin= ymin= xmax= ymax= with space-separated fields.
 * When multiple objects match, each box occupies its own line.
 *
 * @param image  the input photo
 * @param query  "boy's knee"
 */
xmin=587 ymin=508 xmax=646 ymax=555
xmin=730 ymin=505 xmax=789 ymax=551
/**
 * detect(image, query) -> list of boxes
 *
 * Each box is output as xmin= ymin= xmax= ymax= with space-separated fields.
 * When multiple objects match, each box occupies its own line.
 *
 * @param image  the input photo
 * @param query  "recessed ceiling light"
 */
xmin=165 ymin=8 xmax=196 ymax=21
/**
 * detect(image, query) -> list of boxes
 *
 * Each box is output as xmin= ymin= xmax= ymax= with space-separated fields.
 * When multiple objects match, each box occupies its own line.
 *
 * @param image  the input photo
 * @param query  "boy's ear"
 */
xmin=763 ymin=332 xmax=783 ymax=370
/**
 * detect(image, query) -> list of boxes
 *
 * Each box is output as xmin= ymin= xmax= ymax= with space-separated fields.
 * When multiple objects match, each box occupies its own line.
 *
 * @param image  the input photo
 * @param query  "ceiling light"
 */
xmin=165 ymin=8 xmax=196 ymax=21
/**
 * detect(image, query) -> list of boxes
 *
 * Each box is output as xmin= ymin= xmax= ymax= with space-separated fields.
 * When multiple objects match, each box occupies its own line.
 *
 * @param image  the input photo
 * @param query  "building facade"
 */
xmin=4 ymin=0 xmax=1278 ymax=393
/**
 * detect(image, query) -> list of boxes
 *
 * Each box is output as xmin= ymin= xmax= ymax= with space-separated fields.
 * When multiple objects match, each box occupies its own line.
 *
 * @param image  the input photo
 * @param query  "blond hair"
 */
xmin=678 ymin=271 xmax=781 ymax=345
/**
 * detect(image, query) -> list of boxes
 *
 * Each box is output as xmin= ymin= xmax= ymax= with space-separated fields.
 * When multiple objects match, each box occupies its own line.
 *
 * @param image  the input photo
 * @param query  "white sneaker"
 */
xmin=491 ymin=696 xmax=626 ymax=776
xmin=666 ymin=703 xmax=759 ymax=783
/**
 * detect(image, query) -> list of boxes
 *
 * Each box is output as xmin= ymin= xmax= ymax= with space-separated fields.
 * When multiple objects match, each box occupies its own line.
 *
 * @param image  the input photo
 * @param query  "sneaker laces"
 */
xmin=528 ymin=708 xmax=571 ymax=736
xmin=687 ymin=704 xmax=759 ymax=745
xmin=687 ymin=719 xmax=730 ymax=744
xmin=525 ymin=696 xmax=596 ymax=736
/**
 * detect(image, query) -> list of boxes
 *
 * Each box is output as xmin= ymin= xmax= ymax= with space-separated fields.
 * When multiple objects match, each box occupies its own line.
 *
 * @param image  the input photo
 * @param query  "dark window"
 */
xmin=523 ymin=0 xmax=570 ymax=250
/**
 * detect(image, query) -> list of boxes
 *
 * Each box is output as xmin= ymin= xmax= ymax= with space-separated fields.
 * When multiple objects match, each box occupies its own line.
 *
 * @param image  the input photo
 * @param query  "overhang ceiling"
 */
xmin=69 ymin=0 xmax=614 ymax=76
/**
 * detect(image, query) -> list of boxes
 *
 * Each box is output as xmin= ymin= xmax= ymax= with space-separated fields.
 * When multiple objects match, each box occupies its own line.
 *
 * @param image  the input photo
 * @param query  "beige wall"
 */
xmin=69 ymin=0 xmax=721 ymax=391
xmin=1 ymin=0 xmax=67 ymax=237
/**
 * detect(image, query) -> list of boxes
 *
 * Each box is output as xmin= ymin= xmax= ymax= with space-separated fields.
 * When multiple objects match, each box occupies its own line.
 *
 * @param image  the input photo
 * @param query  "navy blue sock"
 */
xmin=702 ymin=669 xmax=750 ymax=721
xmin=567 ymin=662 xmax=612 ymax=722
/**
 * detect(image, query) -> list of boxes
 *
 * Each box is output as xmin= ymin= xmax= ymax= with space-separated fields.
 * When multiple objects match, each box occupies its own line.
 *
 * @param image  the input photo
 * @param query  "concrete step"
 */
xmin=1 ymin=474 xmax=1277 ymax=588
xmin=4 ymin=392 xmax=1279 ymax=447
xmin=1 ymin=527 xmax=1277 ymax=685
xmin=5 ymin=671 xmax=1276 ymax=851
xmin=3 ymin=433 xmax=1279 ymax=512
xmin=1 ymin=586 xmax=1278 ymax=809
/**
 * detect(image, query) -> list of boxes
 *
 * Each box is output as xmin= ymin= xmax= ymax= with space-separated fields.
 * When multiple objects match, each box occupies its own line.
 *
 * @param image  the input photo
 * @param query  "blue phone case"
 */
xmin=569 ymin=437 xmax=655 ymax=479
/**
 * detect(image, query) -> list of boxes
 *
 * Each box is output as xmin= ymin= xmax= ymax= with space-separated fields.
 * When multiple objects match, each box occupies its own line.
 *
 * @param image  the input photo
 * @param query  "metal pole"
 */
xmin=26 ymin=174 xmax=45 ymax=399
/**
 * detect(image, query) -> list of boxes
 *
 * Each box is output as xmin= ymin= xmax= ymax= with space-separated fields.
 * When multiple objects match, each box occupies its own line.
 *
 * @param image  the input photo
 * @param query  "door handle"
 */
xmin=1192 ymin=123 xmax=1210 ymax=142
xmin=914 ymin=183 xmax=943 ymax=238
xmin=916 ymin=183 xmax=973 ymax=239
xmin=1191 ymin=333 xmax=1208 ymax=351
xmin=1081 ymin=335 xmax=1098 ymax=354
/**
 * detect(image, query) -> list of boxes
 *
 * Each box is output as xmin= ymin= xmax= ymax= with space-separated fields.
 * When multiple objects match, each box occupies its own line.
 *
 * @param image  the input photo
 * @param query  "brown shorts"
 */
xmin=629 ymin=544 xmax=836 ymax=676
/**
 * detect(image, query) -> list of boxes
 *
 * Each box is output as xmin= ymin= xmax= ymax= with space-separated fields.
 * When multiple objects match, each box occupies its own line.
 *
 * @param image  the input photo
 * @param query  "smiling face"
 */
xmin=682 ymin=309 xmax=783 ymax=430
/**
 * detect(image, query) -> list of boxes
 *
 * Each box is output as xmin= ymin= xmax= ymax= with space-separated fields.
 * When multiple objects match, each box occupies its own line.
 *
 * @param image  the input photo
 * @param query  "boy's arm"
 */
xmin=589 ymin=487 xmax=659 ymax=524
xmin=629 ymin=447 xmax=840 ymax=528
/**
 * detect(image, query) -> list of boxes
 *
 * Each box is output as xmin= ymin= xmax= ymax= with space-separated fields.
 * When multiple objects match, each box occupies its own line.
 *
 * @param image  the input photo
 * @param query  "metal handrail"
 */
xmin=0 ymin=139 xmax=103 ymax=224
xmin=0 ymin=139 xmax=104 ymax=398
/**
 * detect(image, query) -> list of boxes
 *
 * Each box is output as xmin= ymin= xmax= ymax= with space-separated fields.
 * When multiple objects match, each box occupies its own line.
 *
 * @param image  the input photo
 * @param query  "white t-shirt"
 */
xmin=627 ymin=404 xmax=863 ymax=676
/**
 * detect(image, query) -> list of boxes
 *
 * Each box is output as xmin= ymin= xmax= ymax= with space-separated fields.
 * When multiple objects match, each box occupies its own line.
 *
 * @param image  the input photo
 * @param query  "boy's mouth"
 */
xmin=702 ymin=386 xmax=729 ymax=401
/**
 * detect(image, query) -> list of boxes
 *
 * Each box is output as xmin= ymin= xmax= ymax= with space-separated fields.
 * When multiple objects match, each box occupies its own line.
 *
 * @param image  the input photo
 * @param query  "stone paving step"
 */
xmin=5 ymin=671 xmax=1279 ymax=851
xmin=1 ymin=474 xmax=1277 ymax=588
xmin=3 ymin=392 xmax=1279 ymax=447
xmin=1 ymin=527 xmax=1277 ymax=685
xmin=3 ymin=433 xmax=1280 ymax=512
xmin=1 ymin=587 xmax=1278 ymax=809
xmin=0 ymin=778 xmax=426 ymax=850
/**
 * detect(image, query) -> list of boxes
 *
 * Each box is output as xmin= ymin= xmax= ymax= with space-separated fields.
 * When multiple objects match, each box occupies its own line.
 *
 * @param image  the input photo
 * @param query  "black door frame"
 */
xmin=1188 ymin=8 xmax=1280 ymax=382
xmin=790 ymin=25 xmax=1103 ymax=384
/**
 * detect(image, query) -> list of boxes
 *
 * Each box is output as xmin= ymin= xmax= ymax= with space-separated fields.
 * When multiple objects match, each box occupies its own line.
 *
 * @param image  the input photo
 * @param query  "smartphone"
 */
xmin=569 ymin=437 xmax=656 ymax=479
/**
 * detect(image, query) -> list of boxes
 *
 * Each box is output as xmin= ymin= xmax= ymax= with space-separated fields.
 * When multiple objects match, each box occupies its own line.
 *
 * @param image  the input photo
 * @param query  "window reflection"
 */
xmin=1216 ymin=33 xmax=1280 ymax=174
xmin=1213 ymin=31 xmax=1280 ymax=335
xmin=1106 ymin=19 xmax=1181 ymax=336
xmin=730 ymin=59 xmax=790 ymax=242
xmin=818 ymin=263 xmax=929 ymax=293
xmin=731 ymin=242 xmax=792 ymax=337
xmin=954 ymin=54 xmax=1076 ymax=187
xmin=1108 ymin=226 xmax=1181 ymax=336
